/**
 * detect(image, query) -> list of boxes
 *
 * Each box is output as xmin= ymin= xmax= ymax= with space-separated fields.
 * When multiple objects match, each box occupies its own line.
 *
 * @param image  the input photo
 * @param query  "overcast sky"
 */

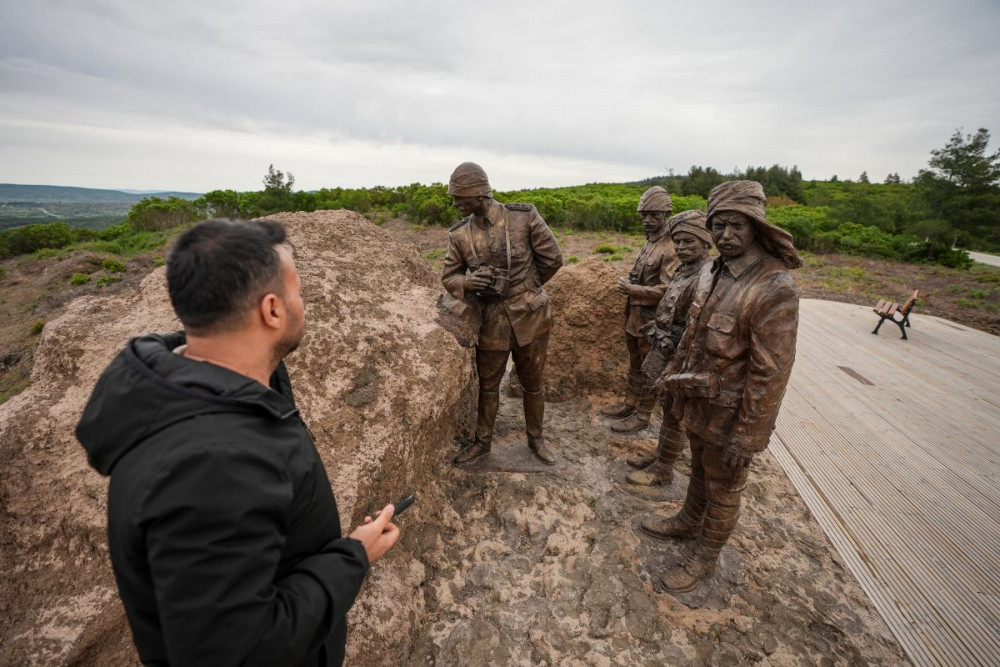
xmin=1 ymin=1 xmax=998 ymax=192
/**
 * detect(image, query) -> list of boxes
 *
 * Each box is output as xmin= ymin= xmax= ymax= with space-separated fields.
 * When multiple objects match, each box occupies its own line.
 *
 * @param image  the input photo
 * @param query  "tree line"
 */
xmin=2 ymin=131 xmax=998 ymax=267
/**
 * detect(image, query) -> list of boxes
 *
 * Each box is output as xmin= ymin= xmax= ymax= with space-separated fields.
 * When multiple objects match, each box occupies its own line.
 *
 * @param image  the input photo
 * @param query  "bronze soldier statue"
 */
xmin=640 ymin=180 xmax=801 ymax=593
xmin=441 ymin=162 xmax=564 ymax=465
xmin=626 ymin=210 xmax=713 ymax=486
xmin=600 ymin=186 xmax=679 ymax=433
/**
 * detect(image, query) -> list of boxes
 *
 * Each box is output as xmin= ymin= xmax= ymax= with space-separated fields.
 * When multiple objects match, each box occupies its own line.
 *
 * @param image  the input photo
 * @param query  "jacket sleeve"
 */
xmin=528 ymin=211 xmax=563 ymax=285
xmin=729 ymin=273 xmax=799 ymax=453
xmin=629 ymin=243 xmax=679 ymax=306
xmin=141 ymin=443 xmax=369 ymax=667
xmin=441 ymin=234 xmax=470 ymax=301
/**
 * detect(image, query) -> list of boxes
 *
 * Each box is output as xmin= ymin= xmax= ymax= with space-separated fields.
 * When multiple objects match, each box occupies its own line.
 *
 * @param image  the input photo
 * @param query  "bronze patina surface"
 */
xmin=600 ymin=186 xmax=679 ymax=434
xmin=627 ymin=210 xmax=713 ymax=487
xmin=441 ymin=162 xmax=563 ymax=465
xmin=642 ymin=180 xmax=801 ymax=594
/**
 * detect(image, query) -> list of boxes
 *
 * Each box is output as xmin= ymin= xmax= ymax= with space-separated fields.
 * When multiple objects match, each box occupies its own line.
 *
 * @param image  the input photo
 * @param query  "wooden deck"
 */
xmin=771 ymin=299 xmax=1000 ymax=667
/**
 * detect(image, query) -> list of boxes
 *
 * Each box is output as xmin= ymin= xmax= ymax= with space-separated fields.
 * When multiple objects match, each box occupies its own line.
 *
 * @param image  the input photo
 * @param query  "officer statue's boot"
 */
xmin=600 ymin=369 xmax=642 ymax=419
xmin=662 ymin=486 xmax=743 ymax=593
xmin=639 ymin=478 xmax=707 ymax=540
xmin=626 ymin=427 xmax=686 ymax=486
xmin=454 ymin=390 xmax=499 ymax=464
xmin=610 ymin=377 xmax=655 ymax=433
xmin=524 ymin=388 xmax=556 ymax=465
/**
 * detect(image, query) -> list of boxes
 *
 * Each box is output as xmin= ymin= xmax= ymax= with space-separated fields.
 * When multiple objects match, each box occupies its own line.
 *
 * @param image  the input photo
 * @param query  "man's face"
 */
xmin=452 ymin=196 xmax=481 ymax=217
xmin=711 ymin=211 xmax=756 ymax=258
xmin=274 ymin=244 xmax=305 ymax=359
xmin=672 ymin=232 xmax=710 ymax=265
xmin=640 ymin=210 xmax=668 ymax=235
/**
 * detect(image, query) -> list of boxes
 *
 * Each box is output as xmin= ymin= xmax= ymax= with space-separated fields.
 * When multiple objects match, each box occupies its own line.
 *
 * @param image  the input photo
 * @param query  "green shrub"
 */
xmin=102 ymin=258 xmax=127 ymax=273
xmin=70 ymin=273 xmax=91 ymax=285
xmin=29 ymin=320 xmax=44 ymax=335
xmin=594 ymin=244 xmax=618 ymax=254
xmin=1 ymin=221 xmax=75 ymax=257
xmin=567 ymin=255 xmax=580 ymax=264
xmin=968 ymin=289 xmax=991 ymax=299
xmin=96 ymin=275 xmax=123 ymax=288
xmin=152 ymin=256 xmax=166 ymax=267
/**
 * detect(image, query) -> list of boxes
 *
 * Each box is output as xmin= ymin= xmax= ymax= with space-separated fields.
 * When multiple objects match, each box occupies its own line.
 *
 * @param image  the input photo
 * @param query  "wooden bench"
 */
xmin=872 ymin=290 xmax=919 ymax=340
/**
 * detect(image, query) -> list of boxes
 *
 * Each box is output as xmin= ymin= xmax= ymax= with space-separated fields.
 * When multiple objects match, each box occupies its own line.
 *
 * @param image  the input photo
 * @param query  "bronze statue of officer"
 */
xmin=441 ymin=162 xmax=564 ymax=465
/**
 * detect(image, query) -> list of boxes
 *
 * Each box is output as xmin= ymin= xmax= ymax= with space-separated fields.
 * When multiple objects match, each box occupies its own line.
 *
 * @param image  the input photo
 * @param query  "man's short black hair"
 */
xmin=167 ymin=219 xmax=287 ymax=333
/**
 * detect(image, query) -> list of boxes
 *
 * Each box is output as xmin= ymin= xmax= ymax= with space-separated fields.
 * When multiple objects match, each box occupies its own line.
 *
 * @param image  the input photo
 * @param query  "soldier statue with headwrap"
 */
xmin=600 ymin=186 xmax=679 ymax=433
xmin=441 ymin=162 xmax=564 ymax=465
xmin=640 ymin=180 xmax=801 ymax=593
xmin=626 ymin=209 xmax=714 ymax=487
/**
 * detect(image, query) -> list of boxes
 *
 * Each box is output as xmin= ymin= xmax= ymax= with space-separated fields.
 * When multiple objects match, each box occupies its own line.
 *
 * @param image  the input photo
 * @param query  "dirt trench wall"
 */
xmin=0 ymin=210 xmax=476 ymax=666
xmin=510 ymin=259 xmax=630 ymax=401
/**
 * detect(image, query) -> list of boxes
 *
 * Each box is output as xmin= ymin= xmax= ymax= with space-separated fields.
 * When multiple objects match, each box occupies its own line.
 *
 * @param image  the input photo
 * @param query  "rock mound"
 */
xmin=0 ymin=210 xmax=476 ymax=666
xmin=511 ymin=259 xmax=629 ymax=401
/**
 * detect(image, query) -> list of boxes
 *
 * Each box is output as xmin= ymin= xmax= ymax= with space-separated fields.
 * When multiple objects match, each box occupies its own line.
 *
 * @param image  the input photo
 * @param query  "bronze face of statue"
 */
xmin=600 ymin=186 xmax=679 ymax=434
xmin=441 ymin=162 xmax=564 ymax=465
xmin=640 ymin=180 xmax=801 ymax=594
xmin=627 ymin=211 xmax=713 ymax=487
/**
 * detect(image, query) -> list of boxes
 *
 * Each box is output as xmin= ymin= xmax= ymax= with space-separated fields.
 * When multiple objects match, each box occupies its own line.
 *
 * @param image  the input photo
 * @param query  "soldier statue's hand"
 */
xmin=616 ymin=276 xmax=632 ymax=296
xmin=722 ymin=442 xmax=754 ymax=469
xmin=465 ymin=269 xmax=494 ymax=293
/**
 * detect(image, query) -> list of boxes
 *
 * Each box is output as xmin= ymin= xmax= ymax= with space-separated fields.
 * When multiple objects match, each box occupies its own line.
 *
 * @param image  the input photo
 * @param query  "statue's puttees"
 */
xmin=626 ymin=210 xmax=713 ymax=487
xmin=441 ymin=162 xmax=564 ymax=465
xmin=641 ymin=180 xmax=801 ymax=593
xmin=600 ymin=186 xmax=679 ymax=433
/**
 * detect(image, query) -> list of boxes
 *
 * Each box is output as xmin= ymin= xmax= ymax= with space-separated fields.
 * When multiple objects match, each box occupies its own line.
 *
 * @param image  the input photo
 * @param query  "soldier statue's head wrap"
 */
xmin=707 ymin=180 xmax=802 ymax=269
xmin=667 ymin=209 xmax=713 ymax=246
xmin=448 ymin=162 xmax=492 ymax=197
xmin=637 ymin=186 xmax=672 ymax=213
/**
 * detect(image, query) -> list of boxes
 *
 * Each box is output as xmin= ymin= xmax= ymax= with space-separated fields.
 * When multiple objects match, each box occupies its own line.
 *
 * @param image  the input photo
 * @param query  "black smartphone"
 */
xmin=393 ymin=493 xmax=415 ymax=516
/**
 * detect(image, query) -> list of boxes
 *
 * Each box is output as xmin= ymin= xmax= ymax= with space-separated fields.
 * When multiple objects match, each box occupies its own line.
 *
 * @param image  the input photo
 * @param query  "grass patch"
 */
xmin=153 ymin=256 xmax=166 ymax=267
xmin=96 ymin=275 xmax=123 ymax=288
xmin=424 ymin=248 xmax=446 ymax=260
xmin=29 ymin=320 xmax=44 ymax=335
xmin=567 ymin=255 xmax=580 ymax=264
xmin=70 ymin=273 xmax=91 ymax=285
xmin=593 ymin=243 xmax=618 ymax=254
xmin=102 ymin=258 xmax=127 ymax=273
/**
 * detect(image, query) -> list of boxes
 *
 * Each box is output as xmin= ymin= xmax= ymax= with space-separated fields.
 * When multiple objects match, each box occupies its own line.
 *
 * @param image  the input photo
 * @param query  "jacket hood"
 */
xmin=76 ymin=332 xmax=298 ymax=476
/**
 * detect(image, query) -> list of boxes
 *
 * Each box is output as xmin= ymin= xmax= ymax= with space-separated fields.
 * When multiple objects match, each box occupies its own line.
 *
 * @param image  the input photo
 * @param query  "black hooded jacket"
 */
xmin=76 ymin=332 xmax=369 ymax=667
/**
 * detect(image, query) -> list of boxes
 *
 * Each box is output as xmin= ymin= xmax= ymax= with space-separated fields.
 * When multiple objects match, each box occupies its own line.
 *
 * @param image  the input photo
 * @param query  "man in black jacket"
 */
xmin=76 ymin=219 xmax=400 ymax=666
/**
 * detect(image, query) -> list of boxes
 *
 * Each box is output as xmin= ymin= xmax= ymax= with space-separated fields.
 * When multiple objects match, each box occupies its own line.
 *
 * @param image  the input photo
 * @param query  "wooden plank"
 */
xmin=770 ymin=299 xmax=1000 ymax=667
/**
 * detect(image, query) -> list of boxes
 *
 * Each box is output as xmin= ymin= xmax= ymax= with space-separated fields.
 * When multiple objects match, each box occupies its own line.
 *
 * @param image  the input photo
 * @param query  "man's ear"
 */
xmin=259 ymin=292 xmax=284 ymax=330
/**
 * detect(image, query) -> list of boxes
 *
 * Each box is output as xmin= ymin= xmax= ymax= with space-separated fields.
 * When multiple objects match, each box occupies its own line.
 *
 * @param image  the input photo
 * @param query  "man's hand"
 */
xmin=616 ymin=276 xmax=632 ymax=296
xmin=722 ymin=443 xmax=754 ymax=470
xmin=349 ymin=504 xmax=400 ymax=563
xmin=464 ymin=268 xmax=493 ymax=293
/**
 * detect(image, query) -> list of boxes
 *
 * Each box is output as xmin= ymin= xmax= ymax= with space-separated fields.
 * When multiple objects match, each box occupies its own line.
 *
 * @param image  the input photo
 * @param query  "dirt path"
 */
xmin=403 ymin=374 xmax=904 ymax=665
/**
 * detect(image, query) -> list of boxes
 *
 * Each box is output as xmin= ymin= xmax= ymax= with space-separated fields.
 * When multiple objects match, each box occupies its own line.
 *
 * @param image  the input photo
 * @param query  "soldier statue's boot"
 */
xmin=455 ymin=390 xmax=499 ymax=464
xmin=639 ymin=478 xmax=707 ymax=540
xmin=626 ymin=450 xmax=658 ymax=469
xmin=610 ymin=380 xmax=655 ymax=433
xmin=600 ymin=368 xmax=643 ymax=419
xmin=627 ymin=427 xmax=687 ymax=485
xmin=524 ymin=388 xmax=556 ymax=465
xmin=662 ymin=548 xmax=718 ymax=594
xmin=661 ymin=482 xmax=744 ymax=592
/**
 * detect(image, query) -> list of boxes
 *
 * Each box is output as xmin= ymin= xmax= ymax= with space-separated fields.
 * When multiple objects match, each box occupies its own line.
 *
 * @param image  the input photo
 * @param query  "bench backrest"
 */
xmin=900 ymin=290 xmax=919 ymax=315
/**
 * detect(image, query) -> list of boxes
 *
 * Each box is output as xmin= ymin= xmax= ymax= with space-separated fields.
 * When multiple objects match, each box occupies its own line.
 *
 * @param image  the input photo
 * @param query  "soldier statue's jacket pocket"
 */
xmin=526 ymin=290 xmax=549 ymax=312
xmin=705 ymin=312 xmax=737 ymax=356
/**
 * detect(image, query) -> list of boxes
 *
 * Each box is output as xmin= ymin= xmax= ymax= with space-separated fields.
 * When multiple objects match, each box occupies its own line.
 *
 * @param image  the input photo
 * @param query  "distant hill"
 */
xmin=0 ymin=184 xmax=202 ymax=204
